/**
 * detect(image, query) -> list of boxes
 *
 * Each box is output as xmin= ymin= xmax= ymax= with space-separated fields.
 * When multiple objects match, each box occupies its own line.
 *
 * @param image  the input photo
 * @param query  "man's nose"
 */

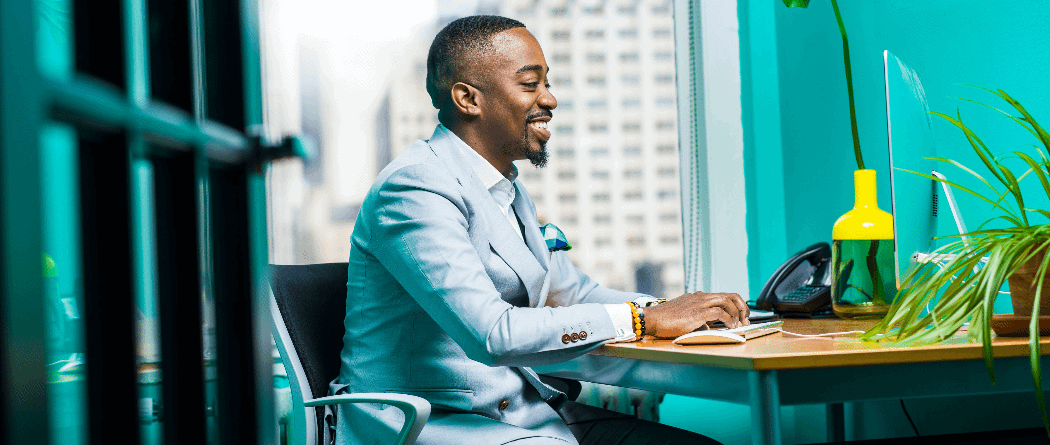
xmin=539 ymin=86 xmax=557 ymax=110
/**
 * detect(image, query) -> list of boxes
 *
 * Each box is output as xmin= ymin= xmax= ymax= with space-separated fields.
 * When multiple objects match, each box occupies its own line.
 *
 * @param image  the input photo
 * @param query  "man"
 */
xmin=333 ymin=15 xmax=748 ymax=444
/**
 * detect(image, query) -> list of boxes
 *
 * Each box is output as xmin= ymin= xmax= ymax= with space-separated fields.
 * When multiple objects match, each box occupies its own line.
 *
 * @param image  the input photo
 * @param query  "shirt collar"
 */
xmin=438 ymin=124 xmax=518 ymax=189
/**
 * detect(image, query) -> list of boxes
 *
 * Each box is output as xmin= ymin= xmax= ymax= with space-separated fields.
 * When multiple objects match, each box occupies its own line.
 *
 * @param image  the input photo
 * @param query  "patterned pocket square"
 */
xmin=540 ymin=223 xmax=572 ymax=252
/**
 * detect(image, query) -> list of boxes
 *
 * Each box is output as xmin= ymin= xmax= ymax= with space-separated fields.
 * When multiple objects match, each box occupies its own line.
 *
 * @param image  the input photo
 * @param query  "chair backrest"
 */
xmin=270 ymin=263 xmax=349 ymax=445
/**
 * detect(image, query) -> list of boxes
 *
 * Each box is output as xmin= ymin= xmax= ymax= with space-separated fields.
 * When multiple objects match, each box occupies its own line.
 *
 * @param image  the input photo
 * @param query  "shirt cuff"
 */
xmin=603 ymin=303 xmax=637 ymax=342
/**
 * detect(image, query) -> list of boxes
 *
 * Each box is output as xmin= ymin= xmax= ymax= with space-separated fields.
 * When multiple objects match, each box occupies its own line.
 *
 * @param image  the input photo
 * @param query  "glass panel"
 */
xmin=73 ymin=0 xmax=125 ymax=88
xmin=147 ymin=0 xmax=193 ymax=111
xmin=262 ymin=0 xmax=684 ymax=296
xmin=201 ymin=0 xmax=244 ymax=128
xmin=40 ymin=122 xmax=87 ymax=445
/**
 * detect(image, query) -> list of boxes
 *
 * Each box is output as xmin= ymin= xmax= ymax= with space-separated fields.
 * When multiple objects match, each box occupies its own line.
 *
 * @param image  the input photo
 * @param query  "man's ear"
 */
xmin=450 ymin=82 xmax=482 ymax=117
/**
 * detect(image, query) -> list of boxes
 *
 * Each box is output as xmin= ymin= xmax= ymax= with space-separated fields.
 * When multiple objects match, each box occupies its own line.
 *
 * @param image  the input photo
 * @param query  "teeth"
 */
xmin=530 ymin=121 xmax=548 ymax=130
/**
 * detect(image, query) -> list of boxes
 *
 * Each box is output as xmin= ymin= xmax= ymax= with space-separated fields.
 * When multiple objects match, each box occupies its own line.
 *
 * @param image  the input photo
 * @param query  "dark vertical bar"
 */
xmin=154 ymin=150 xmax=206 ymax=443
xmin=209 ymin=165 xmax=257 ymax=445
xmin=147 ymin=0 xmax=193 ymax=111
xmin=74 ymin=0 xmax=126 ymax=89
xmin=201 ymin=0 xmax=245 ymax=129
xmin=78 ymin=132 xmax=139 ymax=445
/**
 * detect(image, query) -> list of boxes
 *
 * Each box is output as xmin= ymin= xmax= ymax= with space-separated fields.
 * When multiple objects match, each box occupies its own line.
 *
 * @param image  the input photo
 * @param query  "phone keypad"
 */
xmin=783 ymin=285 xmax=822 ymax=302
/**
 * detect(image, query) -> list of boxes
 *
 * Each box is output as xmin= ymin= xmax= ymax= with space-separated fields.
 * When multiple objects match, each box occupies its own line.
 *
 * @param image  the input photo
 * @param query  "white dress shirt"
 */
xmin=441 ymin=125 xmax=650 ymax=342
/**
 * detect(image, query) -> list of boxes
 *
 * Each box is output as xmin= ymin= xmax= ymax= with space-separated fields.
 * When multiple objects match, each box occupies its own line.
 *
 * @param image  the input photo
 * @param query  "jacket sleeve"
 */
xmin=369 ymin=164 xmax=618 ymax=367
xmin=545 ymin=252 xmax=653 ymax=307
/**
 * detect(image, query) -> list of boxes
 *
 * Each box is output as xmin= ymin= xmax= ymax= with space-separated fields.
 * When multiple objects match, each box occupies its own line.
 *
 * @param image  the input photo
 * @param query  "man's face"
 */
xmin=475 ymin=28 xmax=557 ymax=167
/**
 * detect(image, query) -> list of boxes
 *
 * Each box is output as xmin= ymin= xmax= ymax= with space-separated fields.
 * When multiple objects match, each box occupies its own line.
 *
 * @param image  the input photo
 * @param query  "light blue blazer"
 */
xmin=334 ymin=125 xmax=648 ymax=444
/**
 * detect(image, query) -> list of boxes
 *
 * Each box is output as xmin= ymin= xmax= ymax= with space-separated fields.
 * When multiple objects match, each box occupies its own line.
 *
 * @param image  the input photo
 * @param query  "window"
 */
xmin=595 ymin=237 xmax=613 ymax=247
xmin=653 ymin=28 xmax=673 ymax=39
xmin=620 ymin=52 xmax=640 ymax=63
xmin=587 ymin=76 xmax=607 ymax=87
xmin=593 ymin=192 xmax=611 ymax=202
xmin=589 ymin=147 xmax=609 ymax=157
xmin=584 ymin=5 xmax=605 ymax=15
xmin=624 ymin=146 xmax=642 ymax=156
xmin=594 ymin=214 xmax=612 ymax=224
xmin=587 ymin=99 xmax=608 ymax=110
xmin=586 ymin=53 xmax=606 ymax=63
xmin=656 ymin=98 xmax=676 ymax=110
xmin=555 ymin=125 xmax=574 ymax=136
xmin=625 ymin=191 xmax=644 ymax=200
xmin=654 ymin=51 xmax=674 ymax=62
xmin=620 ymin=75 xmax=640 ymax=85
xmin=589 ymin=123 xmax=608 ymax=133
xmin=591 ymin=170 xmax=610 ymax=180
xmin=563 ymin=215 xmax=579 ymax=225
xmin=558 ymin=171 xmax=577 ymax=180
xmin=560 ymin=100 xmax=575 ymax=110
xmin=622 ymin=122 xmax=642 ymax=133
xmin=627 ymin=214 xmax=645 ymax=223
xmin=559 ymin=192 xmax=578 ymax=203
xmin=658 ymin=189 xmax=678 ymax=200
xmin=658 ymin=167 xmax=677 ymax=176
xmin=624 ymin=169 xmax=643 ymax=179
xmin=652 ymin=3 xmax=672 ymax=15
xmin=660 ymin=236 xmax=681 ymax=246
xmin=619 ymin=29 xmax=639 ymax=39
xmin=660 ymin=212 xmax=679 ymax=222
xmin=551 ymin=6 xmax=568 ymax=16
xmin=656 ymin=119 xmax=676 ymax=130
xmin=657 ymin=144 xmax=676 ymax=154
xmin=655 ymin=74 xmax=675 ymax=84
xmin=557 ymin=147 xmax=575 ymax=157
xmin=617 ymin=5 xmax=637 ymax=15
xmin=585 ymin=30 xmax=605 ymax=40
xmin=551 ymin=54 xmax=571 ymax=64
xmin=552 ymin=30 xmax=571 ymax=41
xmin=622 ymin=98 xmax=641 ymax=108
xmin=628 ymin=237 xmax=646 ymax=246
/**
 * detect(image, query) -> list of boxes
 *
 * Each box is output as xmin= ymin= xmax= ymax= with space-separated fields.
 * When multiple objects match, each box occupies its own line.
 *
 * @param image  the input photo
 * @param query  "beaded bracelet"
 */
xmin=628 ymin=302 xmax=646 ymax=338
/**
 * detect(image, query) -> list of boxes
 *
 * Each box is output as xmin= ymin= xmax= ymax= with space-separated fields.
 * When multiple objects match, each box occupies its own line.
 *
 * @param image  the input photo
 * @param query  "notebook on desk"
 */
xmin=673 ymin=320 xmax=784 ymax=345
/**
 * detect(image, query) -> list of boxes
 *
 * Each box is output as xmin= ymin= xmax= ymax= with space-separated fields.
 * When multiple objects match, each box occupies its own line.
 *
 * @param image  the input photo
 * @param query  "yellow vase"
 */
xmin=831 ymin=170 xmax=898 ymax=318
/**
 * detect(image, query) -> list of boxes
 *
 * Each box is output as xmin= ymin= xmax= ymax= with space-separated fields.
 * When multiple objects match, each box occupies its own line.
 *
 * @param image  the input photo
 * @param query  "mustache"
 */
xmin=526 ymin=110 xmax=553 ymax=122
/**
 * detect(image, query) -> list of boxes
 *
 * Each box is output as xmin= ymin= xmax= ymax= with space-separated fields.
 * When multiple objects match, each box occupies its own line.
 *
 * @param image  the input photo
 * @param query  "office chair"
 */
xmin=270 ymin=263 xmax=431 ymax=445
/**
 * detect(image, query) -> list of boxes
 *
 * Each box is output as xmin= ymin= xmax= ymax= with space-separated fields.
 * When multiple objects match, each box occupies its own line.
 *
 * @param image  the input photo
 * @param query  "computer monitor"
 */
xmin=884 ymin=50 xmax=938 ymax=287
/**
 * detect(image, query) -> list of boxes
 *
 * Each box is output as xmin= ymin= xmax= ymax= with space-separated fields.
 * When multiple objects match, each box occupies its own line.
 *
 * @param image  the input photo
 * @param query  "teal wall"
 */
xmin=745 ymin=0 xmax=1050 ymax=308
xmin=730 ymin=0 xmax=1050 ymax=441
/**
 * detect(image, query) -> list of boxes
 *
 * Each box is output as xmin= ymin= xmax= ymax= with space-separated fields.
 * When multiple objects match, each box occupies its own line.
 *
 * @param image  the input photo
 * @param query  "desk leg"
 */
xmin=748 ymin=370 xmax=781 ymax=445
xmin=826 ymin=402 xmax=844 ymax=442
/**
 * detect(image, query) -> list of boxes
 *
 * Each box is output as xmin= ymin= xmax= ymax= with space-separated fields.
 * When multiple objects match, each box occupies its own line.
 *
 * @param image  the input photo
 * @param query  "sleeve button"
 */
xmin=579 ymin=331 xmax=588 ymax=340
xmin=561 ymin=334 xmax=571 ymax=344
xmin=570 ymin=332 xmax=580 ymax=342
xmin=499 ymin=399 xmax=510 ymax=411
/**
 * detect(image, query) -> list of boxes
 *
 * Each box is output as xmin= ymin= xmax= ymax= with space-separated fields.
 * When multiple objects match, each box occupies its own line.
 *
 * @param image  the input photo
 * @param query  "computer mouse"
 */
xmin=672 ymin=329 xmax=746 ymax=345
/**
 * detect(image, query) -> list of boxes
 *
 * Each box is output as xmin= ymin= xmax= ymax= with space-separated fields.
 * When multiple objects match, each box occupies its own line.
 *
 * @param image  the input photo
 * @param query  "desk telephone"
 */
xmin=754 ymin=242 xmax=832 ymax=316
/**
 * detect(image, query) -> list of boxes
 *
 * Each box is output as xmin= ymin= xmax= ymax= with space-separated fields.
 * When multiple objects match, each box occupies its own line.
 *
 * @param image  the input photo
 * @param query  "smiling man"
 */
xmin=333 ymin=15 xmax=744 ymax=445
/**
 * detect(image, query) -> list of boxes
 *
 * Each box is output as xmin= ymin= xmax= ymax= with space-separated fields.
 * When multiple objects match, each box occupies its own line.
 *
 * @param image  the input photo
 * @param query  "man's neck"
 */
xmin=444 ymin=122 xmax=516 ymax=179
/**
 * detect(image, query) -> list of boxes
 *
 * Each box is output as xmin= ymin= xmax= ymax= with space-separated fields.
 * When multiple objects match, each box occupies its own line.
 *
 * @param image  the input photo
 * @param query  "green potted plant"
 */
xmin=862 ymin=88 xmax=1050 ymax=432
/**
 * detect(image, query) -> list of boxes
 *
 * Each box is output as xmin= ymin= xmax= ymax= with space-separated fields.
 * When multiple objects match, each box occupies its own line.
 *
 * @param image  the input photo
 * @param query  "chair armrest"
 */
xmin=304 ymin=393 xmax=431 ymax=445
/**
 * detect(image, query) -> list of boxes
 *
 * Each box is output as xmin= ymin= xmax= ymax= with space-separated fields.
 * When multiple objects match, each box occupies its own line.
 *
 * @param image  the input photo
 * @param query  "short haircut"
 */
xmin=426 ymin=15 xmax=526 ymax=110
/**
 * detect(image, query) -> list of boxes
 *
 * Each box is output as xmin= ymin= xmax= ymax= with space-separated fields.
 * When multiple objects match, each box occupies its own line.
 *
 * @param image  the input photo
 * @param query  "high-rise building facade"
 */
xmin=383 ymin=0 xmax=683 ymax=297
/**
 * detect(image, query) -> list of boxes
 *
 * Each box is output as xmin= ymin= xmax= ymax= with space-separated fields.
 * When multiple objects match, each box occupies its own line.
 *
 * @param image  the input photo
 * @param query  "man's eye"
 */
xmin=524 ymin=82 xmax=539 ymax=88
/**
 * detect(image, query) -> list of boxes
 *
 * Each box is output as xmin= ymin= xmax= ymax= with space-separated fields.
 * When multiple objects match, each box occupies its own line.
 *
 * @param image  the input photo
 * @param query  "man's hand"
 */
xmin=640 ymin=292 xmax=749 ymax=338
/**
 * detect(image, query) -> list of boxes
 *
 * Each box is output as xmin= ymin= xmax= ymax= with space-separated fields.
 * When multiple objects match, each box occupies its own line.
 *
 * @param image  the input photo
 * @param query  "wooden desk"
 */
xmin=537 ymin=318 xmax=1050 ymax=445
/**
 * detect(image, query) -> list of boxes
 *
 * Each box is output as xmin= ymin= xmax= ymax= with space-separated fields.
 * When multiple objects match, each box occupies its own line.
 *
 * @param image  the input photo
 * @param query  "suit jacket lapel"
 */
xmin=426 ymin=127 xmax=548 ymax=307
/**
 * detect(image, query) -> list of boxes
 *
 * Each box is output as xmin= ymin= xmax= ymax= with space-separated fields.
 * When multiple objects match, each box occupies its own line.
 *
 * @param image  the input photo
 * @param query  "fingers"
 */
xmin=700 ymin=307 xmax=736 ymax=329
xmin=693 ymin=292 xmax=749 ymax=326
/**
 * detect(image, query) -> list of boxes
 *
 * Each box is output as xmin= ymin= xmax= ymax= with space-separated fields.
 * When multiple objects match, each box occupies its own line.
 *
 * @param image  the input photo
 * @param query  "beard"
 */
xmin=522 ymin=129 xmax=549 ymax=168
